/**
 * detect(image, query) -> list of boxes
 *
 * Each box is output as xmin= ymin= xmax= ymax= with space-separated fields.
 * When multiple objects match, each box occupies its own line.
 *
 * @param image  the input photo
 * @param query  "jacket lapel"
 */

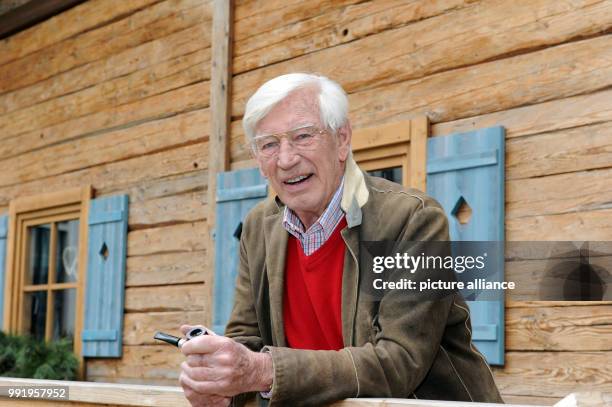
xmin=263 ymin=208 xmax=288 ymax=347
xmin=341 ymin=225 xmax=360 ymax=346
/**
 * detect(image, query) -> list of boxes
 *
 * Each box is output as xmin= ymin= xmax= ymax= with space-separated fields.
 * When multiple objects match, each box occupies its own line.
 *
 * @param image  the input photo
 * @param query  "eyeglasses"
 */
xmin=251 ymin=125 xmax=327 ymax=159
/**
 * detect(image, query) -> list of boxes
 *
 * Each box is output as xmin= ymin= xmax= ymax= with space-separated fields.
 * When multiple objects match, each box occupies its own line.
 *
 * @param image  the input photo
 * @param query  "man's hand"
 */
xmin=179 ymin=324 xmax=273 ymax=400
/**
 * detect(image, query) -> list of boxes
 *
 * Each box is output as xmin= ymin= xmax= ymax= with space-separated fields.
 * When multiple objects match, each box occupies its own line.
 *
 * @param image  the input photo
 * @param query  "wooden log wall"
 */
xmin=0 ymin=0 xmax=611 ymax=404
xmin=0 ymin=0 xmax=212 ymax=386
xmin=226 ymin=1 xmax=612 ymax=406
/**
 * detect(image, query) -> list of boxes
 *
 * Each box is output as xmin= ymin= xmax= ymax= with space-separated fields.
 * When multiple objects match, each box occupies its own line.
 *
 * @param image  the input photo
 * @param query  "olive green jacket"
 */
xmin=225 ymin=156 xmax=503 ymax=406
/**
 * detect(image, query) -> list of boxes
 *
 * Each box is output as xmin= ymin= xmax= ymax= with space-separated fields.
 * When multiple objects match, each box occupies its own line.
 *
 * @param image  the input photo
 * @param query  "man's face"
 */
xmin=254 ymin=88 xmax=351 ymax=228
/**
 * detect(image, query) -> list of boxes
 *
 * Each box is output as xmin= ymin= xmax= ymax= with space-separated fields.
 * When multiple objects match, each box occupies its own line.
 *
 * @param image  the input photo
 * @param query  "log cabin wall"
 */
xmin=227 ymin=1 xmax=612 ymax=406
xmin=0 ymin=0 xmax=213 ymax=386
xmin=0 ymin=0 xmax=610 ymax=405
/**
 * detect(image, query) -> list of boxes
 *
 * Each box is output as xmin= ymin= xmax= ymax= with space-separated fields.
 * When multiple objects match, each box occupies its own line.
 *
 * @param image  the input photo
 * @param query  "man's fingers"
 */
xmin=180 ymin=334 xmax=227 ymax=356
xmin=179 ymin=368 xmax=228 ymax=396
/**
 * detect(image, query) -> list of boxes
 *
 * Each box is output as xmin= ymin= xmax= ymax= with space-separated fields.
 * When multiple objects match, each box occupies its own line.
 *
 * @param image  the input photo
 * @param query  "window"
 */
xmin=352 ymin=117 xmax=428 ymax=190
xmin=3 ymin=186 xmax=91 ymax=359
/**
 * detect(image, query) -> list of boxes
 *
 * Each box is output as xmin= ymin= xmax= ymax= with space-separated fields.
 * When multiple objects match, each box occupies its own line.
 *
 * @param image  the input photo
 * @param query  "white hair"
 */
xmin=243 ymin=73 xmax=349 ymax=142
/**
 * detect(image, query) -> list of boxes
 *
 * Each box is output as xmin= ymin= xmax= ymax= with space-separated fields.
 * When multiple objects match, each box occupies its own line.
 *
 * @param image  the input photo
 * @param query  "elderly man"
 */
xmin=179 ymin=73 xmax=503 ymax=406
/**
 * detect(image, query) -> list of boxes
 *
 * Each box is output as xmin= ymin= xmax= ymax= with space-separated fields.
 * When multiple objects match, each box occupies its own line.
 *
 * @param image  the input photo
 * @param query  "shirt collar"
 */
xmin=282 ymin=177 xmax=345 ymax=237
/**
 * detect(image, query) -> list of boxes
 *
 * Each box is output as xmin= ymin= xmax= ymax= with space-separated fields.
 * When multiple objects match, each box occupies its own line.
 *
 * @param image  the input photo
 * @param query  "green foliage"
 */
xmin=0 ymin=332 xmax=77 ymax=380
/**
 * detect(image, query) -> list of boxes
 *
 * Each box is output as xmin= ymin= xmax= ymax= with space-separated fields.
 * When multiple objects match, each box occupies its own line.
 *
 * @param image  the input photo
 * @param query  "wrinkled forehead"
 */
xmin=255 ymin=87 xmax=321 ymax=136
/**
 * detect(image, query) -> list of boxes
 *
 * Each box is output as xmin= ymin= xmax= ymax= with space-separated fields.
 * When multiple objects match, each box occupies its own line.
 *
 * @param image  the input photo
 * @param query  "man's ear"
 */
xmin=336 ymin=121 xmax=352 ymax=162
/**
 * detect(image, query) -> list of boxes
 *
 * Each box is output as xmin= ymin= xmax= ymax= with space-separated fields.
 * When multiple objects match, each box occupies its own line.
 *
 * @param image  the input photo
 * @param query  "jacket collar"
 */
xmin=340 ymin=152 xmax=369 ymax=228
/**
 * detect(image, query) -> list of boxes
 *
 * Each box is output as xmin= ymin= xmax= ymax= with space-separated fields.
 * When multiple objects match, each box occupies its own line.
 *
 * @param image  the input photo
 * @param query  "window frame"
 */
xmin=352 ymin=116 xmax=428 ymax=191
xmin=3 ymin=186 xmax=91 ymax=365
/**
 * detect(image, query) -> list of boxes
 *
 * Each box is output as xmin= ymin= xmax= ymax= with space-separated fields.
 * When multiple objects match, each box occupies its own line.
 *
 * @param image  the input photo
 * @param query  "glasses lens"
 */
xmin=255 ymin=136 xmax=280 ymax=156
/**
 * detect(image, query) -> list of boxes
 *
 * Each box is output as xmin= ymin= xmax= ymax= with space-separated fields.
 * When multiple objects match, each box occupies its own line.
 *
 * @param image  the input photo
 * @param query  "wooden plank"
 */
xmin=492 ymin=351 xmax=612 ymax=398
xmin=10 ymin=186 xmax=83 ymax=213
xmin=124 ymin=284 xmax=207 ymax=313
xmin=0 ymin=142 xmax=208 ymax=208
xmin=123 ymin=311 xmax=205 ymax=345
xmin=507 ymin=167 xmax=612 ymax=220
xmin=505 ymin=254 xmax=612 ymax=302
xmin=347 ymin=35 xmax=612 ymax=128
xmin=1 ymin=82 xmax=209 ymax=164
xmin=0 ymin=0 xmax=86 ymax=40
xmin=0 ymin=109 xmax=209 ymax=187
xmin=129 ymin=191 xmax=207 ymax=230
xmin=431 ymin=88 xmax=612 ymax=139
xmin=0 ymin=377 xmax=190 ymax=406
xmin=126 ymin=251 xmax=207 ymax=287
xmin=127 ymin=222 xmax=207 ymax=257
xmin=352 ymin=120 xmax=411 ymax=151
xmin=0 ymin=0 xmax=162 ymax=66
xmin=233 ymin=0 xmax=469 ymax=74
xmin=506 ymin=208 xmax=612 ymax=241
xmin=0 ymin=24 xmax=210 ymax=117
xmin=0 ymin=47 xmax=210 ymax=139
xmin=409 ymin=116 xmax=428 ymax=192
xmin=505 ymin=305 xmax=612 ymax=351
xmin=0 ymin=0 xmax=210 ymax=95
xmin=506 ymin=301 xmax=612 ymax=308
xmin=230 ymin=1 xmax=612 ymax=118
xmin=506 ymin=121 xmax=612 ymax=180
xmin=501 ymin=395 xmax=560 ymax=406
xmin=234 ymin=0 xmax=361 ymax=42
xmin=120 ymin=170 xmax=207 ymax=204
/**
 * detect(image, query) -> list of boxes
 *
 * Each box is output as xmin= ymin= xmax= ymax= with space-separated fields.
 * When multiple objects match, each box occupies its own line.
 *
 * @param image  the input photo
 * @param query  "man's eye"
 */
xmin=261 ymin=141 xmax=279 ymax=150
xmin=295 ymin=133 xmax=314 ymax=141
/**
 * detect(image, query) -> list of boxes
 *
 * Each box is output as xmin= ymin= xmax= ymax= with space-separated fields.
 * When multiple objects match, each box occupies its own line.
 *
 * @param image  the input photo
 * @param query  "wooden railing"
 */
xmin=0 ymin=378 xmax=608 ymax=407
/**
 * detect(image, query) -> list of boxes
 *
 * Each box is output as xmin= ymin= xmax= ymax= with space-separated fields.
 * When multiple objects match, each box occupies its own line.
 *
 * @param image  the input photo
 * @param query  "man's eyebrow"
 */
xmin=255 ymin=123 xmax=316 ymax=137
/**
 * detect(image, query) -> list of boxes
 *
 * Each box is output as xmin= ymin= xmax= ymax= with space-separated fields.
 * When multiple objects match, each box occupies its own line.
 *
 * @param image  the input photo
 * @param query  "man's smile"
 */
xmin=283 ymin=173 xmax=313 ymax=185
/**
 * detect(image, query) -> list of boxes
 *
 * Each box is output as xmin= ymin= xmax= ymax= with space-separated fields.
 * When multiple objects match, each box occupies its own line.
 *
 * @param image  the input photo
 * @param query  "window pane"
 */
xmin=23 ymin=291 xmax=47 ymax=340
xmin=26 ymin=224 xmax=50 ymax=285
xmin=55 ymin=220 xmax=79 ymax=283
xmin=368 ymin=166 xmax=402 ymax=184
xmin=52 ymin=289 xmax=76 ymax=342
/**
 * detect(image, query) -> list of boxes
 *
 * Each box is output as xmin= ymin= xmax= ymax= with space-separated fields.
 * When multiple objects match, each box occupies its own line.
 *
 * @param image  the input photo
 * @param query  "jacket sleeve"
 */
xmin=264 ymin=205 xmax=455 ymax=406
xmin=224 ymin=220 xmax=265 ymax=407
xmin=224 ymin=224 xmax=264 ymax=351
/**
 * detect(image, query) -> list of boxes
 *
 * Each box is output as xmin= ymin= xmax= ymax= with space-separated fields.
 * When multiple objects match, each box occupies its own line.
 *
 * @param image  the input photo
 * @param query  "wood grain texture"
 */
xmin=0 ymin=0 xmax=163 ymax=66
xmin=124 ymin=284 xmax=207 ymax=313
xmin=231 ymin=0 xmax=612 ymax=118
xmin=126 ymin=251 xmax=207 ymax=287
xmin=0 ymin=47 xmax=210 ymax=139
xmin=0 ymin=109 xmax=209 ymax=187
xmin=85 ymin=345 xmax=184 ymax=383
xmin=505 ymin=121 xmax=612 ymax=181
xmin=506 ymin=167 xmax=612 ymax=220
xmin=0 ymin=0 xmax=210 ymax=95
xmin=492 ymin=351 xmax=612 ymax=397
xmin=0 ymin=24 xmax=210 ymax=118
xmin=506 ymin=208 xmax=612 ymax=241
xmin=127 ymin=221 xmax=207 ymax=257
xmin=432 ymin=88 xmax=612 ymax=139
xmin=505 ymin=305 xmax=612 ymax=351
xmin=129 ymin=191 xmax=207 ymax=230
xmin=233 ymin=0 xmax=470 ymax=74
xmin=346 ymin=35 xmax=612 ymax=128
xmin=123 ymin=311 xmax=205 ymax=345
xmin=0 ymin=142 xmax=208 ymax=207
xmin=0 ymin=82 xmax=209 ymax=164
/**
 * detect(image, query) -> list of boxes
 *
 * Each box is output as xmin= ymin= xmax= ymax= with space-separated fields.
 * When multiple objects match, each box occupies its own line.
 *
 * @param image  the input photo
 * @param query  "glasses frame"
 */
xmin=250 ymin=125 xmax=329 ymax=159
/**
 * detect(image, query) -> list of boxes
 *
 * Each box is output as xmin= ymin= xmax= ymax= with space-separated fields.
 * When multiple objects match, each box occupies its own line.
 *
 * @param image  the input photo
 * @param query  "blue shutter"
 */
xmin=213 ymin=168 xmax=268 ymax=334
xmin=427 ymin=126 xmax=505 ymax=366
xmin=0 ymin=215 xmax=7 ymax=330
xmin=82 ymin=195 xmax=128 ymax=357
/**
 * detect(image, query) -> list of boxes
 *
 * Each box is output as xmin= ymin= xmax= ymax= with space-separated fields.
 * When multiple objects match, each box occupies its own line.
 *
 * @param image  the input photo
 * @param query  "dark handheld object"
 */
xmin=154 ymin=327 xmax=208 ymax=348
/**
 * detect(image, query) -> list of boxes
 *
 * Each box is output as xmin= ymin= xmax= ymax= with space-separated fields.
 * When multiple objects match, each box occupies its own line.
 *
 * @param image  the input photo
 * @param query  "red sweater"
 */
xmin=283 ymin=218 xmax=347 ymax=350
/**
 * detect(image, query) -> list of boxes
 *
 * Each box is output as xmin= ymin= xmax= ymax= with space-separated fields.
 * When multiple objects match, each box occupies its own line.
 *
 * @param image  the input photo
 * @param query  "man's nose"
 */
xmin=276 ymin=139 xmax=299 ymax=169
